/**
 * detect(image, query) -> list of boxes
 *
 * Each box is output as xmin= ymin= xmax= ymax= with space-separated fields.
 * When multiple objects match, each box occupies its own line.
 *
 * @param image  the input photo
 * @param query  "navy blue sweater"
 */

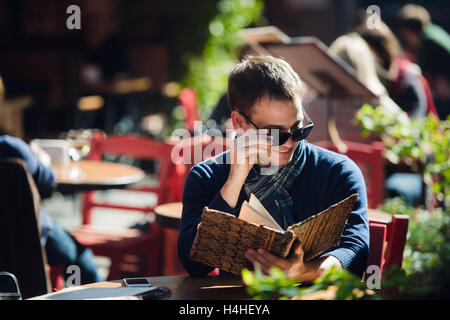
xmin=178 ymin=141 xmax=370 ymax=277
xmin=0 ymin=135 xmax=56 ymax=244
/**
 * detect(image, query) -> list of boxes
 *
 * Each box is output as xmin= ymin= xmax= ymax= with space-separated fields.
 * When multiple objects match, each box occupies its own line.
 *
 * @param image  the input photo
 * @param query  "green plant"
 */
xmin=354 ymin=104 xmax=450 ymax=209
xmin=297 ymin=266 xmax=379 ymax=300
xmin=380 ymin=200 xmax=450 ymax=299
xmin=242 ymin=267 xmax=299 ymax=300
xmin=354 ymin=104 xmax=450 ymax=298
xmin=179 ymin=0 xmax=264 ymax=118
xmin=242 ymin=266 xmax=379 ymax=300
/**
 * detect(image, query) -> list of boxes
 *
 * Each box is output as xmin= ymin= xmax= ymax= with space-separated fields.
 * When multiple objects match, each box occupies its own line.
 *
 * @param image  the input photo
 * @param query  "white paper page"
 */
xmin=248 ymin=194 xmax=282 ymax=230
xmin=30 ymin=286 xmax=156 ymax=300
xmin=238 ymin=196 xmax=283 ymax=232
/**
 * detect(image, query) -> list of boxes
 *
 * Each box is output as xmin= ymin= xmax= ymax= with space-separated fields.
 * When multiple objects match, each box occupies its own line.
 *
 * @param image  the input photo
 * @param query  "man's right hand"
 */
xmin=220 ymin=129 xmax=272 ymax=208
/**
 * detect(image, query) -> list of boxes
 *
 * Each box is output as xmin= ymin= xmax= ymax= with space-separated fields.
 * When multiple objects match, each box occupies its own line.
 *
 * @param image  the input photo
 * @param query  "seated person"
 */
xmin=178 ymin=56 xmax=369 ymax=281
xmin=398 ymin=4 xmax=450 ymax=120
xmin=352 ymin=16 xmax=434 ymax=119
xmin=0 ymin=133 xmax=102 ymax=284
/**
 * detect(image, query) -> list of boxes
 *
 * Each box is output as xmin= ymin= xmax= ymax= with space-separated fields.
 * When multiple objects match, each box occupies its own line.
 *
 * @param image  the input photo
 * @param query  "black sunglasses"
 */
xmin=238 ymin=110 xmax=314 ymax=146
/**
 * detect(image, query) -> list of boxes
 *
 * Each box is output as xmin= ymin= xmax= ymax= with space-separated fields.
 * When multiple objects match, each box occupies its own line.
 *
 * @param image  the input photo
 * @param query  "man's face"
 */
xmin=235 ymin=95 xmax=304 ymax=167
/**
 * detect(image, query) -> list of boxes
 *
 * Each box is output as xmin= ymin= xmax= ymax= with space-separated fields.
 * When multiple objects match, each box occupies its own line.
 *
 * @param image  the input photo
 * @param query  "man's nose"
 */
xmin=281 ymin=135 xmax=294 ymax=148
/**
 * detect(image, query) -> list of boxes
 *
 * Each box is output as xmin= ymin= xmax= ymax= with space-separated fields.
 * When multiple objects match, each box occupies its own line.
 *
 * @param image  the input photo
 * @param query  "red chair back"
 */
xmin=367 ymin=222 xmax=387 ymax=274
xmin=82 ymin=134 xmax=176 ymax=224
xmin=169 ymin=134 xmax=230 ymax=202
xmin=368 ymin=212 xmax=409 ymax=277
xmin=315 ymin=140 xmax=384 ymax=209
xmin=179 ymin=88 xmax=201 ymax=133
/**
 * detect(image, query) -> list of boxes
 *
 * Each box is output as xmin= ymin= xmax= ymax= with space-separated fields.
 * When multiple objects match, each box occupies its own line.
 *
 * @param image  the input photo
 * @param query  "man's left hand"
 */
xmin=244 ymin=242 xmax=307 ymax=280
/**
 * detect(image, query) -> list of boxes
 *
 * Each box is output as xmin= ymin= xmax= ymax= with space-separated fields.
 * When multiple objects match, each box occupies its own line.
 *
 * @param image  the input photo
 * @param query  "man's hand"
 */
xmin=244 ymin=242 xmax=342 ymax=282
xmin=220 ymin=129 xmax=271 ymax=208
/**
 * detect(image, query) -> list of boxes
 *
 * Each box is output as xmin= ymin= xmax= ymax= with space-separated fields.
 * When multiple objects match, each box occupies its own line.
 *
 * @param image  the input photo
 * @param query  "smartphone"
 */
xmin=122 ymin=277 xmax=152 ymax=287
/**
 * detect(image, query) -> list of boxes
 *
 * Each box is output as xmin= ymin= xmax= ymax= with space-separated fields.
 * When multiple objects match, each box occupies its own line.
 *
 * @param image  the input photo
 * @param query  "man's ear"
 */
xmin=231 ymin=110 xmax=245 ymax=131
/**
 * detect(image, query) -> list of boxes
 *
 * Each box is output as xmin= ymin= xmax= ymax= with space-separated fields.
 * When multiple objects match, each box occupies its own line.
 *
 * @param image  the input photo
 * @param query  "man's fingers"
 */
xmin=257 ymin=249 xmax=291 ymax=270
xmin=245 ymin=248 xmax=291 ymax=271
xmin=290 ymin=242 xmax=304 ymax=261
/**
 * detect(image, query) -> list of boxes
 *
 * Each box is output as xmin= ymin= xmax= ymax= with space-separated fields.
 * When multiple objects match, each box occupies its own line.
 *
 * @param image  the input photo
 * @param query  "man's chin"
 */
xmin=257 ymin=154 xmax=291 ymax=168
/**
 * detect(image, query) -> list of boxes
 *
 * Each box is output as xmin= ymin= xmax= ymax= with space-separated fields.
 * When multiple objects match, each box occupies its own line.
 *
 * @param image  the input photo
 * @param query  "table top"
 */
xmin=53 ymin=160 xmax=145 ymax=193
xmin=155 ymin=202 xmax=183 ymax=229
xmin=30 ymin=274 xmax=340 ymax=300
xmin=30 ymin=275 xmax=248 ymax=300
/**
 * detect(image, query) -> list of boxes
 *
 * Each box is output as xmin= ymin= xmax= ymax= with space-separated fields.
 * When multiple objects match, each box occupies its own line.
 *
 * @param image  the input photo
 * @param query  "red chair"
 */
xmin=367 ymin=211 xmax=409 ymax=297
xmin=179 ymin=88 xmax=201 ymax=133
xmin=70 ymin=134 xmax=176 ymax=280
xmin=314 ymin=140 xmax=385 ymax=209
xmin=162 ymin=134 xmax=229 ymax=275
xmin=367 ymin=222 xmax=387 ymax=275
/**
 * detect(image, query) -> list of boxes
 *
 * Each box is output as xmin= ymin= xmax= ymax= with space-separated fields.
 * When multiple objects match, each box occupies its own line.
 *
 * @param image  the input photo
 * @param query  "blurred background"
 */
xmin=1 ymin=0 xmax=449 ymax=298
xmin=1 ymin=0 xmax=448 ymax=141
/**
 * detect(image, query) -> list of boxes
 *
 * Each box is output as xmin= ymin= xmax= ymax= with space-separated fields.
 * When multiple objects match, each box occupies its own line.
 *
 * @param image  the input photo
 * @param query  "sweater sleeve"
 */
xmin=0 ymin=136 xmax=56 ymax=199
xmin=177 ymin=162 xmax=237 ymax=276
xmin=321 ymin=157 xmax=370 ymax=277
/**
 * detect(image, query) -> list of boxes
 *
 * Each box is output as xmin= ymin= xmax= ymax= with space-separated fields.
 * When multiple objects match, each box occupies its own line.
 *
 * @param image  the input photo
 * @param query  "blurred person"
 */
xmin=398 ymin=4 xmax=450 ymax=119
xmin=329 ymin=32 xmax=408 ymax=123
xmin=353 ymin=16 xmax=437 ymax=119
xmin=0 ymin=78 xmax=102 ymax=284
xmin=0 ymin=133 xmax=103 ymax=285
xmin=79 ymin=10 xmax=129 ymax=85
xmin=329 ymin=33 xmax=423 ymax=207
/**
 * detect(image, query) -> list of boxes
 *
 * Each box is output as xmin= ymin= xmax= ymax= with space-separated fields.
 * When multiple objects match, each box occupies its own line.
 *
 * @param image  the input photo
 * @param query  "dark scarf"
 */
xmin=243 ymin=140 xmax=307 ymax=229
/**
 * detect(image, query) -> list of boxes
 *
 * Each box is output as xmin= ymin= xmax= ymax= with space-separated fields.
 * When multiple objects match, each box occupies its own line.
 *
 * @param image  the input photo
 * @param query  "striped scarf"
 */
xmin=244 ymin=140 xmax=307 ymax=229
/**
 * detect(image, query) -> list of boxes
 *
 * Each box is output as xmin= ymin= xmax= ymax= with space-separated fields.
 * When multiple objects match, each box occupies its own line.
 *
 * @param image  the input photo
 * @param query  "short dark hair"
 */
xmin=399 ymin=4 xmax=431 ymax=33
xmin=227 ymin=55 xmax=303 ymax=114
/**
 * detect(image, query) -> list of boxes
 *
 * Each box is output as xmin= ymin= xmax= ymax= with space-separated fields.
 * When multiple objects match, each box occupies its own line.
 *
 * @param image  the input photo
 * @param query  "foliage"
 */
xmin=179 ymin=0 xmax=264 ymax=118
xmin=242 ymin=266 xmax=379 ymax=300
xmin=242 ymin=267 xmax=299 ymax=300
xmin=354 ymin=104 xmax=450 ymax=298
xmin=354 ymin=104 xmax=450 ymax=209
xmin=296 ymin=266 xmax=379 ymax=300
xmin=380 ymin=200 xmax=450 ymax=299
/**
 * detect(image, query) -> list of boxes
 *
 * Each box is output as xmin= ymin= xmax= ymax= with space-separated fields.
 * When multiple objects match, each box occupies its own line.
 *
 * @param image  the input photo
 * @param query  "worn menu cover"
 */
xmin=189 ymin=193 xmax=358 ymax=275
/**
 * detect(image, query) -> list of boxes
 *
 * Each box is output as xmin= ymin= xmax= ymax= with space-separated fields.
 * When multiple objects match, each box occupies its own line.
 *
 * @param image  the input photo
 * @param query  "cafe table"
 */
xmin=29 ymin=274 xmax=337 ymax=300
xmin=30 ymin=275 xmax=247 ymax=300
xmin=154 ymin=202 xmax=185 ymax=275
xmin=53 ymin=160 xmax=145 ymax=194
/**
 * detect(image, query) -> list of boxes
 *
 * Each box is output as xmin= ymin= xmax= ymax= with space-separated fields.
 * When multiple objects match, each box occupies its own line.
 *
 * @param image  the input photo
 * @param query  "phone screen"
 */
xmin=123 ymin=278 xmax=151 ymax=286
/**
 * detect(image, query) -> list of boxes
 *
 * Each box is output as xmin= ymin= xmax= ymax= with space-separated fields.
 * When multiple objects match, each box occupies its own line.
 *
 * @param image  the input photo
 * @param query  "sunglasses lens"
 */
xmin=292 ymin=127 xmax=312 ymax=142
xmin=270 ymin=131 xmax=290 ymax=146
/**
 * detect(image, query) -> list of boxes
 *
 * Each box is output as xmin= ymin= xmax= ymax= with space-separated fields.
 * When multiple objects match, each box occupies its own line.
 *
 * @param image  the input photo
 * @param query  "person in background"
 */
xmin=398 ymin=4 xmax=450 ymax=120
xmin=329 ymin=33 xmax=424 ymax=207
xmin=329 ymin=33 xmax=408 ymax=122
xmin=0 ymin=134 xmax=103 ymax=285
xmin=0 ymin=77 xmax=102 ymax=284
xmin=352 ymin=16 xmax=437 ymax=119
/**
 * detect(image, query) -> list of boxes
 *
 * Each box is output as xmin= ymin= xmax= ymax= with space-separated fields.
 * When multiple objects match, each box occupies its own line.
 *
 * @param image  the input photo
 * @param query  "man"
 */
xmin=178 ymin=56 xmax=369 ymax=281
